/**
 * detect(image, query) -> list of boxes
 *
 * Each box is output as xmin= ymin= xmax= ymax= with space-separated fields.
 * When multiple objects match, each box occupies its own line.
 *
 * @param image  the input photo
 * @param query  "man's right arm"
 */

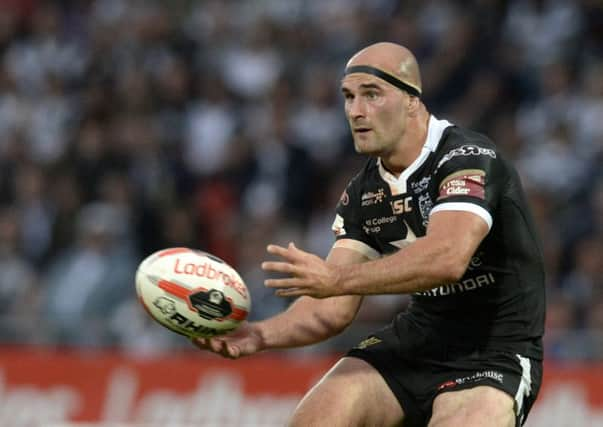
xmin=193 ymin=244 xmax=368 ymax=358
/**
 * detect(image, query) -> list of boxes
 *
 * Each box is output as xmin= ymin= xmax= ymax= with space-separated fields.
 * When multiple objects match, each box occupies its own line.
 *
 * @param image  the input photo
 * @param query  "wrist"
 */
xmin=332 ymin=263 xmax=345 ymax=295
xmin=334 ymin=263 xmax=352 ymax=295
xmin=253 ymin=321 xmax=271 ymax=350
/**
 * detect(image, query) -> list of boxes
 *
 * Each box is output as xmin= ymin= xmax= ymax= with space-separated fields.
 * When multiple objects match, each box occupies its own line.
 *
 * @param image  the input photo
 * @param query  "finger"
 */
xmin=225 ymin=343 xmax=241 ymax=359
xmin=265 ymin=277 xmax=305 ymax=288
xmin=219 ymin=342 xmax=231 ymax=358
xmin=219 ymin=341 xmax=241 ymax=359
xmin=209 ymin=339 xmax=224 ymax=353
xmin=193 ymin=337 xmax=216 ymax=351
xmin=266 ymin=244 xmax=289 ymax=257
xmin=288 ymin=241 xmax=310 ymax=256
xmin=220 ymin=340 xmax=235 ymax=358
xmin=261 ymin=261 xmax=301 ymax=274
xmin=275 ymin=288 xmax=307 ymax=297
xmin=191 ymin=337 xmax=207 ymax=349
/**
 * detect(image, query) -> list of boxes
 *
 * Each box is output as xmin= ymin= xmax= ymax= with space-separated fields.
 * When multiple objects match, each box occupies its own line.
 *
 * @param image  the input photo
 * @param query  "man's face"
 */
xmin=341 ymin=73 xmax=409 ymax=156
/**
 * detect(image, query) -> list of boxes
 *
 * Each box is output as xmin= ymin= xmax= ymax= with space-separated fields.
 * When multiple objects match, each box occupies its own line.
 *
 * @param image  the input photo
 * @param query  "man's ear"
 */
xmin=407 ymin=95 xmax=420 ymax=116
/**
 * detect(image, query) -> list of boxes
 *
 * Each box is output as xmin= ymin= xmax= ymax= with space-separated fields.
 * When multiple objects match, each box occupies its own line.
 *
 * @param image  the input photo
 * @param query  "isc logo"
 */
xmin=391 ymin=197 xmax=412 ymax=214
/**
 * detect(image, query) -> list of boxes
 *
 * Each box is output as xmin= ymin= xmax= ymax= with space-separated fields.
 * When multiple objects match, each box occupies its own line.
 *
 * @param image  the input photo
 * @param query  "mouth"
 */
xmin=354 ymin=127 xmax=372 ymax=134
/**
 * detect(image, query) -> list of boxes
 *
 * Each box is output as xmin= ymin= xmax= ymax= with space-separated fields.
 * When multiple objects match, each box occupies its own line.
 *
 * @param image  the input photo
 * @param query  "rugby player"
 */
xmin=194 ymin=42 xmax=545 ymax=427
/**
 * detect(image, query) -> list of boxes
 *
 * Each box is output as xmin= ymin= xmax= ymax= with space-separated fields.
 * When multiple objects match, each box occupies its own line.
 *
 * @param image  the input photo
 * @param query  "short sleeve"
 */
xmin=430 ymin=143 xmax=506 ymax=230
xmin=331 ymin=180 xmax=381 ymax=259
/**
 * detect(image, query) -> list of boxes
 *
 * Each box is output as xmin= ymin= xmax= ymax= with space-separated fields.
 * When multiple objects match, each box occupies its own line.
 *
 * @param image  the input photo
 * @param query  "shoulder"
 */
xmin=434 ymin=125 xmax=502 ymax=172
xmin=439 ymin=125 xmax=497 ymax=152
xmin=336 ymin=158 xmax=380 ymax=214
xmin=346 ymin=157 xmax=379 ymax=191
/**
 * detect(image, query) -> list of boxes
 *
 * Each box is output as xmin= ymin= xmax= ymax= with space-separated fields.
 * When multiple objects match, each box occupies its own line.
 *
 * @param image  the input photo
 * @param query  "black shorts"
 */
xmin=346 ymin=322 xmax=542 ymax=427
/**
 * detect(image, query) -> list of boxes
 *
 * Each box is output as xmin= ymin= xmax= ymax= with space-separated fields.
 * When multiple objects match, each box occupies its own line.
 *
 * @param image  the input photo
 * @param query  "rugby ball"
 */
xmin=135 ymin=248 xmax=251 ymax=338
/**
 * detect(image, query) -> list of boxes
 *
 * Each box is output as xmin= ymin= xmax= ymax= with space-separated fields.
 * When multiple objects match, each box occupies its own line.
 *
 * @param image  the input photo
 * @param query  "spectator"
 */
xmin=0 ymin=0 xmax=600 ymax=360
xmin=0 ymin=206 xmax=41 ymax=343
xmin=42 ymin=202 xmax=138 ymax=346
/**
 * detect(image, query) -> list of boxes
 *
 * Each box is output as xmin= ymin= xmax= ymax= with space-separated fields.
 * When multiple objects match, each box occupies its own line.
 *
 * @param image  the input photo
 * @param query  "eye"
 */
xmin=365 ymin=91 xmax=379 ymax=100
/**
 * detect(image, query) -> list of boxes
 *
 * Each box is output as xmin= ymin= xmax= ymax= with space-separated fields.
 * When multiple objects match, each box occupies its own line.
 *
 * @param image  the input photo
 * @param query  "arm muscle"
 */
xmin=258 ymin=246 xmax=367 ymax=349
xmin=339 ymin=210 xmax=489 ymax=295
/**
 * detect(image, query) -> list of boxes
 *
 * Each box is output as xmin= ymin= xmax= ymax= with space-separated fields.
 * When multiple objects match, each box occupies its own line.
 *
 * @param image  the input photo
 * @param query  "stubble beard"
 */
xmin=354 ymin=133 xmax=391 ymax=158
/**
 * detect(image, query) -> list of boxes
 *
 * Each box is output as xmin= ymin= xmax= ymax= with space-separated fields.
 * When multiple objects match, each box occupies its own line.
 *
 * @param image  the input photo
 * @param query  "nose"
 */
xmin=347 ymin=97 xmax=366 ymax=120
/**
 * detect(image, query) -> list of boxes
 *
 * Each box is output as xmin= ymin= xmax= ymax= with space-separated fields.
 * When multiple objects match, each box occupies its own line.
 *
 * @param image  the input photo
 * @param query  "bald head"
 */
xmin=346 ymin=42 xmax=422 ymax=95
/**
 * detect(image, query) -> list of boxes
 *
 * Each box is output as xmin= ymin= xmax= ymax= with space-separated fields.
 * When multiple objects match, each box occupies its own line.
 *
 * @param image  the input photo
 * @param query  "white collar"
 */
xmin=377 ymin=115 xmax=453 ymax=195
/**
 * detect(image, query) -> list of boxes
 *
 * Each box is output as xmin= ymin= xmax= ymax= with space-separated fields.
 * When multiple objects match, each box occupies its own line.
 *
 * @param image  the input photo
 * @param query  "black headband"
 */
xmin=344 ymin=65 xmax=421 ymax=97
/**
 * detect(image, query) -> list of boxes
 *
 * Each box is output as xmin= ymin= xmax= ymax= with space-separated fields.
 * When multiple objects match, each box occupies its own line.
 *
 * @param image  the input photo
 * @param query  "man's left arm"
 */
xmin=262 ymin=209 xmax=489 ymax=298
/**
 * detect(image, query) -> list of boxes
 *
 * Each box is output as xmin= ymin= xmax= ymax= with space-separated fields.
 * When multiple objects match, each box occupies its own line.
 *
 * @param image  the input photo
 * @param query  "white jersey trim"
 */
xmin=514 ymin=354 xmax=533 ymax=424
xmin=378 ymin=115 xmax=453 ymax=195
xmin=333 ymin=239 xmax=381 ymax=260
xmin=430 ymin=202 xmax=493 ymax=230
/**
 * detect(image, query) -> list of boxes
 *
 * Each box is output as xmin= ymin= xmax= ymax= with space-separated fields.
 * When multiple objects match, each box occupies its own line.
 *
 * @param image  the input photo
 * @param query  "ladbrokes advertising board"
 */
xmin=0 ymin=348 xmax=601 ymax=426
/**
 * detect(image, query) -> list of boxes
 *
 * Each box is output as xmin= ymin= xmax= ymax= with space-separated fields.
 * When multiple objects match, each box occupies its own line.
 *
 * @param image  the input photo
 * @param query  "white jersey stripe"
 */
xmin=514 ymin=354 xmax=533 ymax=423
xmin=333 ymin=239 xmax=381 ymax=260
xmin=430 ymin=202 xmax=493 ymax=230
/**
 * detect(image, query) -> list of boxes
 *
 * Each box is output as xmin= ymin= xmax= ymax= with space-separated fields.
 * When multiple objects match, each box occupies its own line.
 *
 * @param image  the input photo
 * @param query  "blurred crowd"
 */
xmin=0 ymin=0 xmax=601 ymax=359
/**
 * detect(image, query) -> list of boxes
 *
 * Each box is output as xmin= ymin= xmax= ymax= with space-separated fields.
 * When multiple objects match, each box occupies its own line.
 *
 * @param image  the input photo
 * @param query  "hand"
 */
xmin=261 ymin=242 xmax=342 ymax=298
xmin=191 ymin=322 xmax=264 ymax=359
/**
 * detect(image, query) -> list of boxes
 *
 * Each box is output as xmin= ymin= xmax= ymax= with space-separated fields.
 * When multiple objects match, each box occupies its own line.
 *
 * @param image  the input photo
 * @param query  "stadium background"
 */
xmin=0 ymin=0 xmax=601 ymax=426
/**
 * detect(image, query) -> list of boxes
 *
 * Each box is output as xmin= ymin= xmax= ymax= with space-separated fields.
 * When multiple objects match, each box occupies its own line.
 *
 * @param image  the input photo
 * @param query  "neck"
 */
xmin=380 ymin=108 xmax=430 ymax=176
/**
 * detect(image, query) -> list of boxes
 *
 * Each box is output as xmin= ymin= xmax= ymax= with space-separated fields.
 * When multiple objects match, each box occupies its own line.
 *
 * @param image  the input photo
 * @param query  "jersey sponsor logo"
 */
xmin=363 ymin=215 xmax=398 ymax=235
xmin=416 ymin=272 xmax=496 ymax=297
xmin=438 ymin=169 xmax=486 ymax=200
xmin=361 ymin=188 xmax=385 ymax=206
xmin=452 ymin=370 xmax=504 ymax=386
xmin=411 ymin=176 xmax=432 ymax=193
xmin=418 ymin=193 xmax=433 ymax=226
xmin=390 ymin=196 xmax=412 ymax=214
xmin=436 ymin=145 xmax=496 ymax=171
xmin=466 ymin=254 xmax=483 ymax=271
xmin=365 ymin=216 xmax=397 ymax=226
xmin=437 ymin=380 xmax=457 ymax=391
xmin=355 ymin=336 xmax=382 ymax=349
xmin=331 ymin=214 xmax=346 ymax=236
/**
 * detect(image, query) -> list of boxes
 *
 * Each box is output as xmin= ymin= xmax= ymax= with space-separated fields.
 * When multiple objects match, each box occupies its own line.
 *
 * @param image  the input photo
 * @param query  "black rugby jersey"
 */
xmin=332 ymin=116 xmax=545 ymax=359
